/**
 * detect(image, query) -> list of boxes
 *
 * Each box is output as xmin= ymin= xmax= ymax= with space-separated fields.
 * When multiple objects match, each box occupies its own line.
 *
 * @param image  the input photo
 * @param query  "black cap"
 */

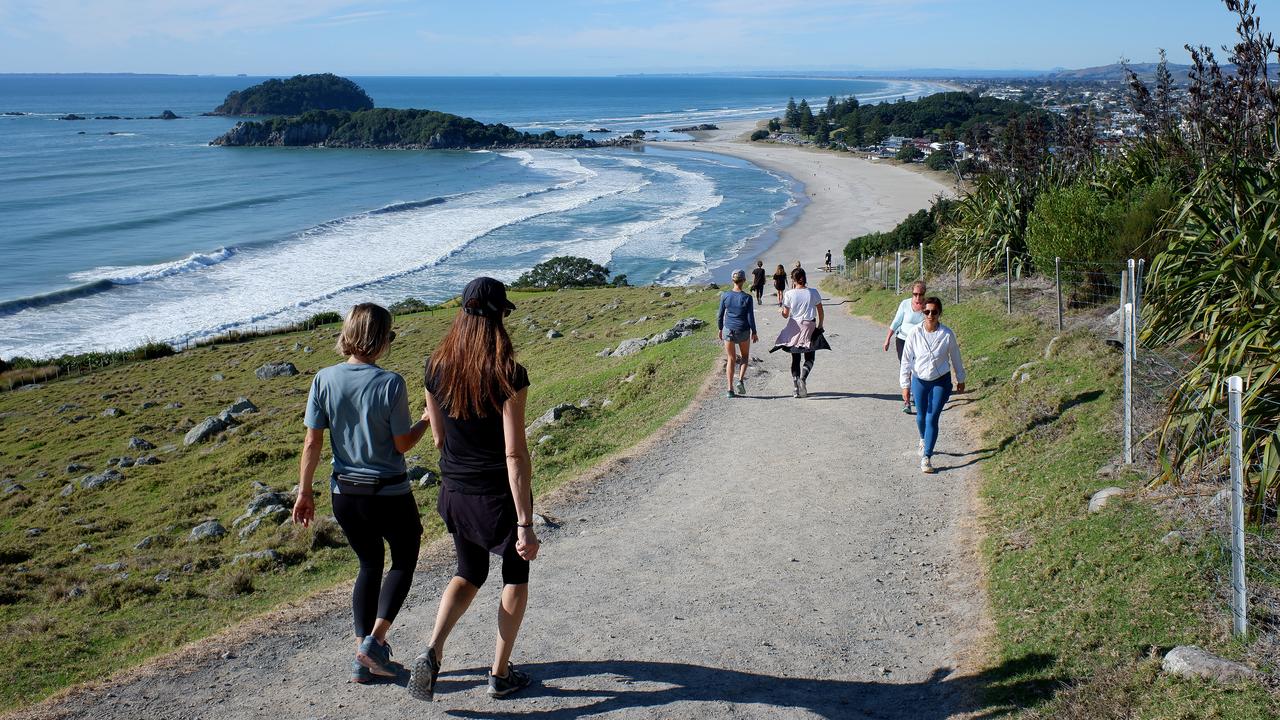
xmin=461 ymin=277 xmax=516 ymax=318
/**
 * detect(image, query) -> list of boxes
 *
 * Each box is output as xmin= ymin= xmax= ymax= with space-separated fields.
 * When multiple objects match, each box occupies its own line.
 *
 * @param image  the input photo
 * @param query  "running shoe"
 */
xmin=726 ymin=390 xmax=735 ymax=398
xmin=356 ymin=635 xmax=396 ymax=677
xmin=921 ymin=456 xmax=935 ymax=474
xmin=351 ymin=659 xmax=372 ymax=684
xmin=792 ymin=378 xmax=801 ymax=398
xmin=735 ymin=379 xmax=746 ymax=396
xmin=487 ymin=663 xmax=532 ymax=698
xmin=797 ymin=378 xmax=808 ymax=398
xmin=902 ymin=401 xmax=914 ymax=415
xmin=408 ymin=647 xmax=441 ymax=701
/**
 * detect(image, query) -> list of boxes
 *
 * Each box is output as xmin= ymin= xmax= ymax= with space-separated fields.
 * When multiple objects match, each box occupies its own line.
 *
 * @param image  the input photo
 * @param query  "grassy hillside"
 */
xmin=0 ymin=286 xmax=720 ymax=711
xmin=825 ymin=275 xmax=1277 ymax=718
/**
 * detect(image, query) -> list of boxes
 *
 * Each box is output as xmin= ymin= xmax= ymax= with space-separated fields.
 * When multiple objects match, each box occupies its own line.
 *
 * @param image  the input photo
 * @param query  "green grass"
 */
xmin=826 ymin=276 xmax=1278 ymax=718
xmin=0 ymin=286 xmax=720 ymax=711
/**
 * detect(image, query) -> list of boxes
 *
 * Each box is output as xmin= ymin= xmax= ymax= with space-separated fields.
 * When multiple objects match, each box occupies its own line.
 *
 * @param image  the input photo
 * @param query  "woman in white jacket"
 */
xmin=899 ymin=296 xmax=965 ymax=473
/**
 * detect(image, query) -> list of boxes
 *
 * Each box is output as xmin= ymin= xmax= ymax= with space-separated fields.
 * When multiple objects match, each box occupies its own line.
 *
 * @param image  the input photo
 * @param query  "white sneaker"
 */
xmin=918 ymin=439 xmax=925 ymax=457
xmin=797 ymin=378 xmax=808 ymax=398
xmin=921 ymin=456 xmax=935 ymax=474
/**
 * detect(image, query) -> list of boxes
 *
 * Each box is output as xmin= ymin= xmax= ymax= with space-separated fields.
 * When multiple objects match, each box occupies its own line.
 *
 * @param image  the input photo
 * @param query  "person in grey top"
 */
xmin=717 ymin=269 xmax=758 ymax=397
xmin=293 ymin=302 xmax=431 ymax=684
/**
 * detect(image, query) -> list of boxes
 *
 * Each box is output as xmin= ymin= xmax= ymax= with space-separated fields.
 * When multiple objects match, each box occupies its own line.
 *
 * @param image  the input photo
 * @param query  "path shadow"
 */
xmin=441 ymin=654 xmax=1060 ymax=719
xmin=737 ymin=392 xmax=902 ymax=401
xmin=929 ymin=390 xmax=1105 ymax=472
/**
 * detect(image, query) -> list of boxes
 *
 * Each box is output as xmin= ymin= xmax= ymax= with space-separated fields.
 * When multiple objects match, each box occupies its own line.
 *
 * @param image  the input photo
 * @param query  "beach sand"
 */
xmin=651 ymin=120 xmax=956 ymax=272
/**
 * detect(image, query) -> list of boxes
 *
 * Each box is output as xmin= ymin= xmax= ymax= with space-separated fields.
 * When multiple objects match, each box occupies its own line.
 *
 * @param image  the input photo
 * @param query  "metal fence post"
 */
xmin=1123 ymin=302 xmax=1133 ymax=464
xmin=919 ymin=242 xmax=924 ymax=280
xmin=1134 ymin=258 xmax=1144 ymax=332
xmin=1005 ymin=247 xmax=1012 ymax=314
xmin=1055 ymin=257 xmax=1063 ymax=333
xmin=1128 ymin=259 xmax=1138 ymax=360
xmin=895 ymin=252 xmax=901 ymax=294
xmin=1227 ymin=375 xmax=1248 ymax=637
xmin=1119 ymin=269 xmax=1128 ymax=324
xmin=955 ymin=255 xmax=961 ymax=305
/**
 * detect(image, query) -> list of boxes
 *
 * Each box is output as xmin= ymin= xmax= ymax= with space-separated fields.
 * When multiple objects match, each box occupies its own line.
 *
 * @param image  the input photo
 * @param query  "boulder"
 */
xmin=78 ymin=468 xmax=123 ymax=491
xmin=1011 ymin=361 xmax=1038 ymax=383
xmin=232 ymin=549 xmax=282 ymax=564
xmin=254 ymin=362 xmax=298 ymax=380
xmin=71 ymin=543 xmax=91 ymax=554
xmin=611 ymin=338 xmax=649 ymax=357
xmin=219 ymin=397 xmax=258 ymax=423
xmin=2 ymin=480 xmax=25 ymax=496
xmin=134 ymin=536 xmax=154 ymax=550
xmin=673 ymin=317 xmax=706 ymax=332
xmin=525 ymin=403 xmax=580 ymax=437
xmin=1088 ymin=486 xmax=1126 ymax=513
xmin=65 ymin=463 xmax=89 ymax=474
xmin=184 ymin=416 xmax=227 ymax=445
xmin=247 ymin=491 xmax=292 ymax=514
xmin=101 ymin=407 xmax=124 ymax=418
xmin=546 ymin=330 xmax=563 ymax=339
xmin=1162 ymin=646 xmax=1256 ymax=683
xmin=135 ymin=455 xmax=161 ymax=465
xmin=1043 ymin=335 xmax=1062 ymax=359
xmin=189 ymin=520 xmax=227 ymax=542
xmin=596 ymin=347 xmax=613 ymax=357
xmin=127 ymin=436 xmax=156 ymax=451
xmin=658 ymin=291 xmax=671 ymax=298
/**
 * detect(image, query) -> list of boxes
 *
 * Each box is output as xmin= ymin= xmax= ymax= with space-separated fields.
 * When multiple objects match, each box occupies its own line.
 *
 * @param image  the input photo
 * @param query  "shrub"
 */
xmin=750 ymin=129 xmax=769 ymax=141
xmin=513 ymin=256 xmax=611 ymax=289
xmin=1024 ymin=180 xmax=1116 ymax=273
xmin=388 ymin=297 xmax=432 ymax=315
xmin=896 ymin=145 xmax=923 ymax=162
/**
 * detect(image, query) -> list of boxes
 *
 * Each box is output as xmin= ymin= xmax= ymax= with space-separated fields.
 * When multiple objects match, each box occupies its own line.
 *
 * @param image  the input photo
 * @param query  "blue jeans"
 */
xmin=911 ymin=373 xmax=953 ymax=458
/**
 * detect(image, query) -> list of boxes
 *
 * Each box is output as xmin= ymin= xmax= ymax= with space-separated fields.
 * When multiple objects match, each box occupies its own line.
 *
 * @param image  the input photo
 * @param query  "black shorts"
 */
xmin=438 ymin=485 xmax=529 ymax=587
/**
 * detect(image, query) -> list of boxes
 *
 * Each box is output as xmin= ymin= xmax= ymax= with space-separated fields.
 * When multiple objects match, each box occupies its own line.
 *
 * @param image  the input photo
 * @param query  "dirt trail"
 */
xmin=25 ymin=297 xmax=987 ymax=719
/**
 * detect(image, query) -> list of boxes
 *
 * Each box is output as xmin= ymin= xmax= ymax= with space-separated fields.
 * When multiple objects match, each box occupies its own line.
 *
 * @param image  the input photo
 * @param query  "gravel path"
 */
xmin=23 ymin=297 xmax=987 ymax=720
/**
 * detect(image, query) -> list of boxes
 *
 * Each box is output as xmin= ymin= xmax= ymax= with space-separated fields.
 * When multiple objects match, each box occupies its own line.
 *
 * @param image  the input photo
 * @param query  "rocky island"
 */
xmin=208 ymin=75 xmax=639 ymax=150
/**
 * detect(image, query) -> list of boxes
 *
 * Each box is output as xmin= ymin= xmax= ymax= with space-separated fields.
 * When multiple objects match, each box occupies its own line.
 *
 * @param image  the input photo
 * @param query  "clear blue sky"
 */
xmin=0 ymin=0 xmax=1251 ymax=75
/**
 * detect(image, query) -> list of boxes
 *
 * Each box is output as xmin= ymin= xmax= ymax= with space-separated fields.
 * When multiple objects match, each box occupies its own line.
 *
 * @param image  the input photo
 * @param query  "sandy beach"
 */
xmin=651 ymin=120 xmax=956 ymax=271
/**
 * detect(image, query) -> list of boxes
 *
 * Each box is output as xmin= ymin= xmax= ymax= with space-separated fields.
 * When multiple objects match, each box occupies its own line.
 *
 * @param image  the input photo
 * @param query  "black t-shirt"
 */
xmin=751 ymin=267 xmax=766 ymax=287
xmin=425 ymin=360 xmax=530 ymax=495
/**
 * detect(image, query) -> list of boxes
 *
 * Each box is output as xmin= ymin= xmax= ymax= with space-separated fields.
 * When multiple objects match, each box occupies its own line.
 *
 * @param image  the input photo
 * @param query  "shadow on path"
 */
xmin=442 ymin=654 xmax=1061 ymax=719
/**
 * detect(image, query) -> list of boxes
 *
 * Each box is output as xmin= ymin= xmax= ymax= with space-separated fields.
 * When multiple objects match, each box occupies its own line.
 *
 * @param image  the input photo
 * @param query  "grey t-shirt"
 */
xmin=304 ymin=362 xmax=412 ymax=495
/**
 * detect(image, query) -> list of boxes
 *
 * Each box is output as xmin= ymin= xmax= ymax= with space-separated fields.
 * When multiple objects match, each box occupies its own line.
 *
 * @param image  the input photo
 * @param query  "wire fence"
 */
xmin=851 ymin=246 xmax=1278 ymax=664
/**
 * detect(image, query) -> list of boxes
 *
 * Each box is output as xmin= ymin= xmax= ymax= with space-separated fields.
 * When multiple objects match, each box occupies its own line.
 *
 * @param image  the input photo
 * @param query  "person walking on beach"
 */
xmin=293 ymin=303 xmax=431 ymax=684
xmin=718 ymin=269 xmax=758 ymax=397
xmin=884 ymin=280 xmax=928 ymax=414
xmin=771 ymin=264 xmax=788 ymax=306
xmin=900 ymin=296 xmax=966 ymax=474
xmin=772 ymin=267 xmax=828 ymax=398
xmin=824 ymin=250 xmax=832 ymax=271
xmin=751 ymin=260 xmax=767 ymax=305
xmin=409 ymin=277 xmax=541 ymax=702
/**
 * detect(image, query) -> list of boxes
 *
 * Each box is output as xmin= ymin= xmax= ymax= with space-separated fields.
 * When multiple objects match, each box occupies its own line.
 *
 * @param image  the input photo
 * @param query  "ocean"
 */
xmin=0 ymin=75 xmax=944 ymax=358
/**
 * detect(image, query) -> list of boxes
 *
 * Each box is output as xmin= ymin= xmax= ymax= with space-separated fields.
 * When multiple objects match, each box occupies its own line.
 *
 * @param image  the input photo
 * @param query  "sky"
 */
xmin=0 ymin=0 xmax=1254 ymax=76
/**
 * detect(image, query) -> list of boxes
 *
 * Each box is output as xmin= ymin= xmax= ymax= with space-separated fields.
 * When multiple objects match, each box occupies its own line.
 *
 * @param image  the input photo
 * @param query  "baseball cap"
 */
xmin=461 ymin=277 xmax=516 ymax=318
xmin=731 ymin=269 xmax=746 ymax=282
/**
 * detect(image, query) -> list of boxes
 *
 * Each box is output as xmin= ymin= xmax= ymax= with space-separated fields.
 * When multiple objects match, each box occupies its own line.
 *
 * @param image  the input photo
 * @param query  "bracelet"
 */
xmin=516 ymin=522 xmax=533 ymax=528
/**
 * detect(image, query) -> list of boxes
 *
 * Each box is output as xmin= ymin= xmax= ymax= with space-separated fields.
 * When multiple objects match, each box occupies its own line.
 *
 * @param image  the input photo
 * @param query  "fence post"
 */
xmin=1134 ymin=258 xmax=1144 ymax=332
xmin=919 ymin=242 xmax=924 ymax=280
xmin=1227 ymin=375 xmax=1249 ymax=637
xmin=1119 ymin=269 xmax=1128 ymax=325
xmin=1123 ymin=302 xmax=1133 ymax=464
xmin=1055 ymin=257 xmax=1063 ymax=333
xmin=955 ymin=255 xmax=961 ymax=305
xmin=1128 ymin=259 xmax=1138 ymax=360
xmin=1005 ymin=247 xmax=1012 ymax=314
xmin=895 ymin=252 xmax=901 ymax=294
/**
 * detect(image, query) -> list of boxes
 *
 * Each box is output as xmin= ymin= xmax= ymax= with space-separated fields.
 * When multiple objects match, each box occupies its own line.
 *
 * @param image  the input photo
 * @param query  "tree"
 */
xmin=798 ymin=99 xmax=815 ymax=134
xmin=924 ymin=149 xmax=953 ymax=171
xmin=896 ymin=144 xmax=923 ymax=162
xmin=512 ymin=256 xmax=612 ymax=288
xmin=767 ymin=117 xmax=781 ymax=132
xmin=784 ymin=97 xmax=800 ymax=128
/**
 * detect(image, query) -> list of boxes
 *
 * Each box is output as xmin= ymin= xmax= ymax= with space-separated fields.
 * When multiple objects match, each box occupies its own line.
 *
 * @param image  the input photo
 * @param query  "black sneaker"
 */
xmin=356 ymin=635 xmax=396 ymax=678
xmin=487 ymin=663 xmax=532 ymax=698
xmin=408 ymin=647 xmax=440 ymax=701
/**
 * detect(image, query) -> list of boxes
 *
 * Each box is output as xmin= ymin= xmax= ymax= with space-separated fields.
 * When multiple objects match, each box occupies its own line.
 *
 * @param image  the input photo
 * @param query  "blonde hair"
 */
xmin=911 ymin=280 xmax=927 ymax=293
xmin=336 ymin=303 xmax=393 ymax=359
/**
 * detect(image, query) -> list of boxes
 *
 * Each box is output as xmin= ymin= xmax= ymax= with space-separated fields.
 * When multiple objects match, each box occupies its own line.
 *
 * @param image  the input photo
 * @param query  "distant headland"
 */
xmin=207 ymin=73 xmax=637 ymax=150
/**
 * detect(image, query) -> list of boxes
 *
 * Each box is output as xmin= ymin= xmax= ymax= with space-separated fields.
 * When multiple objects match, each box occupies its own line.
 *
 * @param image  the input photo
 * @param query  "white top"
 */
xmin=782 ymin=287 xmax=822 ymax=322
xmin=889 ymin=297 xmax=925 ymax=341
xmin=899 ymin=323 xmax=966 ymax=388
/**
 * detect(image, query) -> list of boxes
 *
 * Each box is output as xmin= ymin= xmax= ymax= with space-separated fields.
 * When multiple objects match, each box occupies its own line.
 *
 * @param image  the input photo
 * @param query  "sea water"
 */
xmin=0 ymin=75 xmax=944 ymax=357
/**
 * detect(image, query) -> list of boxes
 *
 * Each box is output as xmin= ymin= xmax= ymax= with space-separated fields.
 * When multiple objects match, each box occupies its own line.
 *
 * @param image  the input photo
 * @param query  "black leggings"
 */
xmin=790 ymin=351 xmax=815 ymax=379
xmin=454 ymin=532 xmax=529 ymax=588
xmin=332 ymin=492 xmax=422 ymax=638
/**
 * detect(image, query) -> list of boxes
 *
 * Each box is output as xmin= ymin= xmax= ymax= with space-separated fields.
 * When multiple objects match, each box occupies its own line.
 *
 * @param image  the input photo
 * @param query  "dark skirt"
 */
xmin=438 ymin=484 xmax=517 ymax=556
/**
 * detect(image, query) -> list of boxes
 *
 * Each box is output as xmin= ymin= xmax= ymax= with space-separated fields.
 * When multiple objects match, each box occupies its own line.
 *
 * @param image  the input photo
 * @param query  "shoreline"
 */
xmin=650 ymin=119 xmax=956 ymax=276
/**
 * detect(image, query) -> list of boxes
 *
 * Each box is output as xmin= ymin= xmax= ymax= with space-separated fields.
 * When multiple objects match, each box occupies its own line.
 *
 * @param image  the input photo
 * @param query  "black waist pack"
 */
xmin=334 ymin=472 xmax=408 ymax=496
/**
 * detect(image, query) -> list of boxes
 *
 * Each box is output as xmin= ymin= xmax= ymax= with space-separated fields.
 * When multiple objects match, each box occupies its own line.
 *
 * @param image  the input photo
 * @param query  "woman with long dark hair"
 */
xmin=293 ymin=303 xmax=431 ymax=684
xmin=408 ymin=277 xmax=540 ymax=702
